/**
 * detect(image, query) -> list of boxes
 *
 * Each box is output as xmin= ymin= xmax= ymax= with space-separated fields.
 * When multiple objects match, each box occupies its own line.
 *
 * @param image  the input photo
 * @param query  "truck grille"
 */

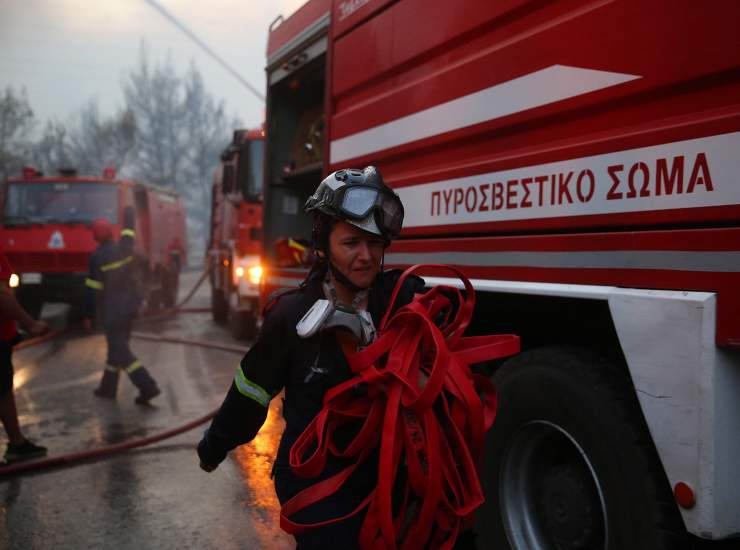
xmin=6 ymin=252 xmax=88 ymax=272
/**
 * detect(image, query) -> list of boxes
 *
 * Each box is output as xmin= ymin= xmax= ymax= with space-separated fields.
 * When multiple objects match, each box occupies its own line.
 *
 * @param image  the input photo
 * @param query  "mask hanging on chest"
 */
xmin=296 ymin=282 xmax=377 ymax=346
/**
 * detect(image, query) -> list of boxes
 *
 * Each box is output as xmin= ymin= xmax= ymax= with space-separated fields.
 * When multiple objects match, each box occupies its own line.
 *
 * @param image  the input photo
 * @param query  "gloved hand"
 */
xmin=197 ymin=429 xmax=224 ymax=473
xmin=199 ymin=460 xmax=217 ymax=473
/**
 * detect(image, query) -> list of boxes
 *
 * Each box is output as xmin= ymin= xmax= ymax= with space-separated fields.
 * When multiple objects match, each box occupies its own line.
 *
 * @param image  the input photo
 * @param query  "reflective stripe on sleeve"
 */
xmin=101 ymin=256 xmax=133 ymax=272
xmin=234 ymin=366 xmax=272 ymax=407
xmin=121 ymin=229 xmax=135 ymax=238
xmin=85 ymin=277 xmax=104 ymax=290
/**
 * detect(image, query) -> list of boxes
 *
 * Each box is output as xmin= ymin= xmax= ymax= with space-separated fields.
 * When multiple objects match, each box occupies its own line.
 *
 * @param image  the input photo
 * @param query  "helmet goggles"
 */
xmin=327 ymin=183 xmax=404 ymax=238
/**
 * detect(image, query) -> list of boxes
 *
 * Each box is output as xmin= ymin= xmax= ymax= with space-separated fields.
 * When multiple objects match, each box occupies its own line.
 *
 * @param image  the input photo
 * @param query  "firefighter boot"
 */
xmin=93 ymin=366 xmax=120 ymax=399
xmin=127 ymin=365 xmax=161 ymax=405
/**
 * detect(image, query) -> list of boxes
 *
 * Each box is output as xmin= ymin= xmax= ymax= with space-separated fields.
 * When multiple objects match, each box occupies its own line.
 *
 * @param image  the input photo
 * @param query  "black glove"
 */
xmin=197 ymin=429 xmax=225 ymax=472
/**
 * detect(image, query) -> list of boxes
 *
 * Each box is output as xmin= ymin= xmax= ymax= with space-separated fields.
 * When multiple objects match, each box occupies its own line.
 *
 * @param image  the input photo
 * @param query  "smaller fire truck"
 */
xmin=207 ymin=128 xmax=265 ymax=340
xmin=0 ymin=167 xmax=187 ymax=319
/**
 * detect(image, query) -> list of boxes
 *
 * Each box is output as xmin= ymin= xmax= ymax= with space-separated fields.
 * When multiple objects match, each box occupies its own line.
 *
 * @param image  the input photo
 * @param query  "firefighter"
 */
xmin=84 ymin=210 xmax=160 ymax=404
xmin=0 ymin=249 xmax=50 ymax=463
xmin=197 ymin=166 xmax=422 ymax=548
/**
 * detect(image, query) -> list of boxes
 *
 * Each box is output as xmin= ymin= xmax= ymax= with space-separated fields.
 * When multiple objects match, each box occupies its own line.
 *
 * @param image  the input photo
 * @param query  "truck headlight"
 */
xmin=247 ymin=265 xmax=263 ymax=285
xmin=9 ymin=274 xmax=19 ymax=288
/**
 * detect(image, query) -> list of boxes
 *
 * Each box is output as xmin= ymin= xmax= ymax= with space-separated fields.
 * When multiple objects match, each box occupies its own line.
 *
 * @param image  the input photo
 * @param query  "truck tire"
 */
xmin=475 ymin=346 xmax=687 ymax=550
xmin=211 ymin=288 xmax=228 ymax=324
xmin=229 ymin=307 xmax=257 ymax=341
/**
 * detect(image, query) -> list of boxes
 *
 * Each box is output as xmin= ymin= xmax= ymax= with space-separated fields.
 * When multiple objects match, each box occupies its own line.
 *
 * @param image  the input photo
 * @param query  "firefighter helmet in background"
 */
xmin=91 ymin=218 xmax=113 ymax=243
xmin=304 ymin=166 xmax=404 ymax=243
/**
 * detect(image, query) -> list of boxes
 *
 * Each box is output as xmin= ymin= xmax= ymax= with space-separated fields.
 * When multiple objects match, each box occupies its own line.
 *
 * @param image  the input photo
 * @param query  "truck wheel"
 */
xmin=229 ymin=308 xmax=257 ymax=341
xmin=211 ymin=288 xmax=228 ymax=324
xmin=475 ymin=346 xmax=687 ymax=550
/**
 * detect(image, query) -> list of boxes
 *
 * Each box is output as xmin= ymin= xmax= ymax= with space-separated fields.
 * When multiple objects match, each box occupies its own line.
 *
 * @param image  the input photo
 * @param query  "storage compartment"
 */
xmin=264 ymin=52 xmax=325 ymax=266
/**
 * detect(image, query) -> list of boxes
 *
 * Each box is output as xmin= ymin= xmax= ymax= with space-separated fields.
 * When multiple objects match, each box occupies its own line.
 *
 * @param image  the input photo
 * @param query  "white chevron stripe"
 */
xmin=330 ymin=65 xmax=640 ymax=163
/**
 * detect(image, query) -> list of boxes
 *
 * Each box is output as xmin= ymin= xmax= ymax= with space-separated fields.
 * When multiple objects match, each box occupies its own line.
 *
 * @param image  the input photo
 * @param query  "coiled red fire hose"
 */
xmin=280 ymin=265 xmax=520 ymax=549
xmin=0 ymin=267 xmax=246 ymax=477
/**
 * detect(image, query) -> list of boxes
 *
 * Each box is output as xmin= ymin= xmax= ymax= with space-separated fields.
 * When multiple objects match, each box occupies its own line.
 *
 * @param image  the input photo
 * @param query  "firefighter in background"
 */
xmin=197 ymin=167 xmax=429 ymax=548
xmin=84 ymin=209 xmax=160 ymax=404
xmin=0 ymin=249 xmax=49 ymax=463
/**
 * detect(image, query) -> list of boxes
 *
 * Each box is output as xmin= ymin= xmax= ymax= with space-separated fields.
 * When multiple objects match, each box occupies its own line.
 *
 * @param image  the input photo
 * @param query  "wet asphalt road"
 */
xmin=0 ymin=270 xmax=294 ymax=550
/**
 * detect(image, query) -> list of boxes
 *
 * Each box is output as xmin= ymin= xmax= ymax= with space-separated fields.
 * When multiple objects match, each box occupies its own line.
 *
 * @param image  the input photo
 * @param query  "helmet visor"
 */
xmin=376 ymin=191 xmax=403 ymax=238
xmin=337 ymin=185 xmax=404 ymax=238
xmin=341 ymin=186 xmax=378 ymax=218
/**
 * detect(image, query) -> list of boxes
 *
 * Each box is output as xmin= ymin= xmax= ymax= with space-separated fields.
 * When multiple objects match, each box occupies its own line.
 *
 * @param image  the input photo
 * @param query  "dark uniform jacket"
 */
xmin=84 ymin=223 xmax=139 ymax=327
xmin=198 ymin=268 xmax=424 ymax=511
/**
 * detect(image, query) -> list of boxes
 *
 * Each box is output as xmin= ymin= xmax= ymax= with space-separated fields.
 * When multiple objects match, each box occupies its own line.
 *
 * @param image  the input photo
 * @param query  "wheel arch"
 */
xmin=447 ymin=274 xmax=740 ymax=540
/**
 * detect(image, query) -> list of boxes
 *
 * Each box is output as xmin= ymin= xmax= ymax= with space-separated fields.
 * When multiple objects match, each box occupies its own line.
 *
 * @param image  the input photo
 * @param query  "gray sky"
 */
xmin=0 ymin=0 xmax=306 ymax=130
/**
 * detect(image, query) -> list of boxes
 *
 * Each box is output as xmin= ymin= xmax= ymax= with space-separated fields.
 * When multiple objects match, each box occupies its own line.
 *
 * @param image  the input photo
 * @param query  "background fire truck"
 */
xmin=0 ymin=167 xmax=187 ymax=319
xmin=261 ymin=0 xmax=740 ymax=548
xmin=207 ymin=128 xmax=265 ymax=339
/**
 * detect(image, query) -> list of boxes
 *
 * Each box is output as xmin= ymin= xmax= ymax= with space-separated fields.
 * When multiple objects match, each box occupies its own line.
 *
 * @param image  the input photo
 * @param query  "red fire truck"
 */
xmin=0 ymin=167 xmax=187 ymax=319
xmin=262 ymin=0 xmax=740 ymax=547
xmin=207 ymin=128 xmax=265 ymax=339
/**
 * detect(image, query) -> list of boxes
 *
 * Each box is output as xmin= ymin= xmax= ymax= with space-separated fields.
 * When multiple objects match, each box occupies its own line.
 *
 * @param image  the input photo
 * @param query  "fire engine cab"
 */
xmin=0 ymin=167 xmax=187 ymax=319
xmin=261 ymin=0 xmax=740 ymax=548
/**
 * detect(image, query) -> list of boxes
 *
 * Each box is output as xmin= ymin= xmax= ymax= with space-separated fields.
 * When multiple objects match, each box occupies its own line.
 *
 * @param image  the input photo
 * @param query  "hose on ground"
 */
xmin=0 ymin=410 xmax=217 ymax=476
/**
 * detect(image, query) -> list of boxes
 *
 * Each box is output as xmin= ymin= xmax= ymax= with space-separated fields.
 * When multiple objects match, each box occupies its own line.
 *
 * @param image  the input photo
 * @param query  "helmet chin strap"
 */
xmin=324 ymin=261 xmax=368 ymax=310
xmin=328 ymin=261 xmax=366 ymax=292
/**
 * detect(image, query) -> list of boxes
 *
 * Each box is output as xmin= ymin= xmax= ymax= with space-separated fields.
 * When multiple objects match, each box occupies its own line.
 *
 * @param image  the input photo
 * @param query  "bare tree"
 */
xmin=0 ymin=86 xmax=35 ymax=180
xmin=181 ymin=64 xmax=239 ymax=232
xmin=122 ymin=46 xmax=238 ymax=258
xmin=122 ymin=47 xmax=187 ymax=188
xmin=31 ymin=120 xmax=72 ymax=175
xmin=68 ymin=101 xmax=136 ymax=176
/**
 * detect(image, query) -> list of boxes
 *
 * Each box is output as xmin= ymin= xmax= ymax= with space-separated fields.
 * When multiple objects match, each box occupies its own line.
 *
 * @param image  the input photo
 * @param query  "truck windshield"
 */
xmin=3 ymin=182 xmax=119 ymax=225
xmin=246 ymin=140 xmax=264 ymax=199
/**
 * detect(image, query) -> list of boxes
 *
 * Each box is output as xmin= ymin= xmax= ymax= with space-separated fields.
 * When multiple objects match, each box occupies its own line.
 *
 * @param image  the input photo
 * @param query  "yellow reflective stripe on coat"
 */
xmin=234 ymin=366 xmax=271 ymax=407
xmin=101 ymin=255 xmax=133 ymax=272
xmin=125 ymin=360 xmax=142 ymax=373
xmin=85 ymin=277 xmax=104 ymax=290
xmin=121 ymin=228 xmax=135 ymax=238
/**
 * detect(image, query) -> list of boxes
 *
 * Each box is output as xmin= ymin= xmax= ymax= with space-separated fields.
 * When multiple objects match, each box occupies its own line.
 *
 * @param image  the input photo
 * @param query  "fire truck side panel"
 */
xmin=327 ymin=0 xmax=740 ymax=348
